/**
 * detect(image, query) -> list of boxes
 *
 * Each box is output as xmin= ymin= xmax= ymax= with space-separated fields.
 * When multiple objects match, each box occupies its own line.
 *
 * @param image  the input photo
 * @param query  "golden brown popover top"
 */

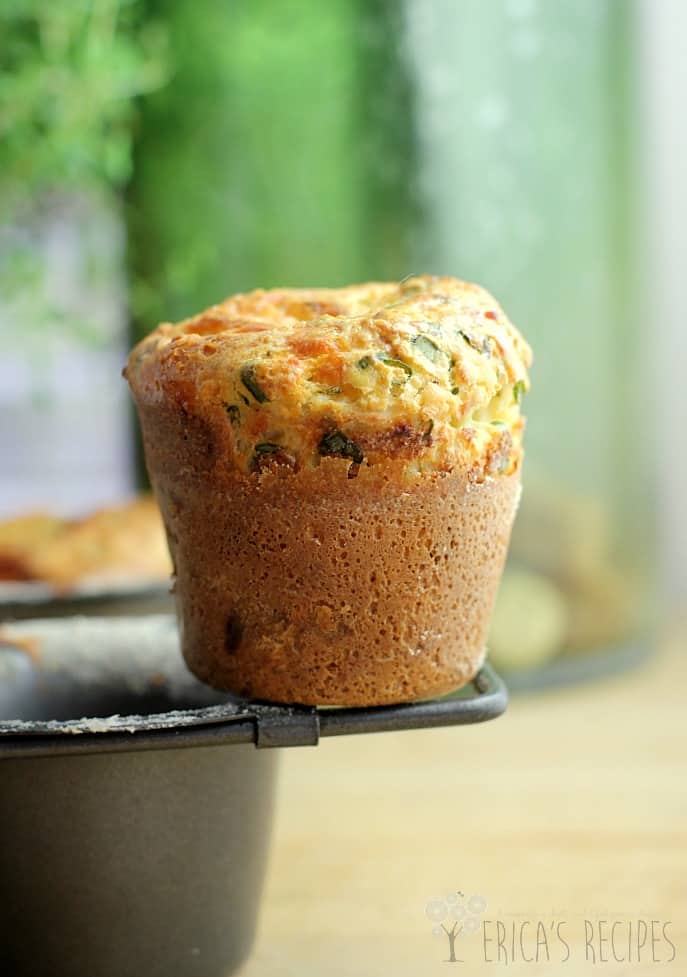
xmin=126 ymin=275 xmax=532 ymax=477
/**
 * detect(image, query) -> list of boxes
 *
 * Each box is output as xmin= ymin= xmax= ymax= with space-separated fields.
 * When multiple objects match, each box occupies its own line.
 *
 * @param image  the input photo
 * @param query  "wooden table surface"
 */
xmin=241 ymin=625 xmax=685 ymax=977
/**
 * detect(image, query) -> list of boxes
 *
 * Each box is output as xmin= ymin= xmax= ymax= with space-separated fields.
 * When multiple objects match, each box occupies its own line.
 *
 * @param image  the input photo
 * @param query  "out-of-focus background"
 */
xmin=0 ymin=0 xmax=684 ymax=676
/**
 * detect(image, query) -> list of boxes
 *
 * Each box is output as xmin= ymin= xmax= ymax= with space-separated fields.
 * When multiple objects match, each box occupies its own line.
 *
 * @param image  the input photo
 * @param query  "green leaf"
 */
xmin=0 ymin=3 xmax=169 ymax=206
xmin=376 ymin=354 xmax=413 ymax=378
xmin=240 ymin=364 xmax=270 ymax=403
xmin=411 ymin=333 xmax=444 ymax=363
xmin=318 ymin=430 xmax=363 ymax=464
xmin=458 ymin=330 xmax=490 ymax=355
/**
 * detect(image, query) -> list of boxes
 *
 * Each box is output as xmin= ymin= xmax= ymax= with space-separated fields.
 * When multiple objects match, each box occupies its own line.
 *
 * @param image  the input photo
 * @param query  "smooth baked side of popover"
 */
xmin=126 ymin=275 xmax=532 ymax=705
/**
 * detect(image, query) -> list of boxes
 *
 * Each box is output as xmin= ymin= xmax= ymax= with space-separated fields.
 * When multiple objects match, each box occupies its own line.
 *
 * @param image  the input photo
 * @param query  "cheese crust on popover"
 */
xmin=127 ymin=275 xmax=531 ymax=480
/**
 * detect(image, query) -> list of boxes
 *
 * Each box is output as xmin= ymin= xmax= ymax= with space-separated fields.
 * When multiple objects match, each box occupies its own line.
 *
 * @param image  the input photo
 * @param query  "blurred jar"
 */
xmin=404 ymin=0 xmax=654 ymax=684
xmin=0 ymin=191 xmax=133 ymax=517
xmin=129 ymin=0 xmax=654 ymax=683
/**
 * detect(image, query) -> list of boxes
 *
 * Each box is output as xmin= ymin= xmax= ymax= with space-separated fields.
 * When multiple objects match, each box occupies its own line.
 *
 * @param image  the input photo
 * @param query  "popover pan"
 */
xmin=0 ymin=615 xmax=507 ymax=977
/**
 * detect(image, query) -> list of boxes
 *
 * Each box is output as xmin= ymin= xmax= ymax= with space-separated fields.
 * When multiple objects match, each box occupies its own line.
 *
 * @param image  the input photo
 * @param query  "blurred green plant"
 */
xmin=0 ymin=0 xmax=167 ymax=212
xmin=0 ymin=0 xmax=168 ymax=355
xmin=128 ymin=0 xmax=417 ymax=336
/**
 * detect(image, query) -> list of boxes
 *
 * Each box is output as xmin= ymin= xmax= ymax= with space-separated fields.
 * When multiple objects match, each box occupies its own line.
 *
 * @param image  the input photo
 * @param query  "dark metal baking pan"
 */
xmin=0 ymin=579 xmax=173 ymax=622
xmin=0 ymin=615 xmax=507 ymax=977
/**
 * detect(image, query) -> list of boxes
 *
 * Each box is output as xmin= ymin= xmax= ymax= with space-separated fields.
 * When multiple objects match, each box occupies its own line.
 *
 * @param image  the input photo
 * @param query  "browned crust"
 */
xmin=136 ymin=402 xmax=521 ymax=706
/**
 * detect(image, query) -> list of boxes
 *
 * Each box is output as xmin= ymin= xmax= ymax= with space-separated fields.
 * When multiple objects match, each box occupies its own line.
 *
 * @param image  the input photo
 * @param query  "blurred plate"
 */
xmin=0 ymin=577 xmax=173 ymax=620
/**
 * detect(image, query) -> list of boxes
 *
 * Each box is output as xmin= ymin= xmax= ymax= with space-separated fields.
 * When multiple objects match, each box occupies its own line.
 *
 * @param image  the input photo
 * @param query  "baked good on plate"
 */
xmin=125 ymin=275 xmax=532 ymax=705
xmin=0 ymin=497 xmax=171 ymax=590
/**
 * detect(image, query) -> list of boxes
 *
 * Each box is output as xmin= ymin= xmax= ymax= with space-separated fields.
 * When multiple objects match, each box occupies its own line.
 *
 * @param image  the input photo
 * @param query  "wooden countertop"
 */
xmin=242 ymin=625 xmax=686 ymax=976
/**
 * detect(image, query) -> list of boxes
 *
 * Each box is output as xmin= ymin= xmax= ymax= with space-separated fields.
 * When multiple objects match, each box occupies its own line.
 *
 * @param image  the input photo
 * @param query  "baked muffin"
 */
xmin=125 ymin=275 xmax=532 ymax=705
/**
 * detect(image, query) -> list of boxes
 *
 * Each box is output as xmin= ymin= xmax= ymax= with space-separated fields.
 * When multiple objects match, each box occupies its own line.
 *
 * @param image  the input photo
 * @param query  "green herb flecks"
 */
xmin=357 ymin=356 xmax=372 ymax=370
xmin=411 ymin=333 xmax=444 ymax=364
xmin=451 ymin=386 xmax=460 ymax=396
xmin=254 ymin=442 xmax=283 ymax=454
xmin=376 ymin=354 xmax=413 ymax=378
xmin=240 ymin=364 xmax=269 ymax=403
xmin=250 ymin=443 xmax=296 ymax=474
xmin=458 ymin=330 xmax=491 ymax=355
xmin=225 ymin=404 xmax=240 ymax=426
xmin=318 ymin=430 xmax=363 ymax=465
xmin=513 ymin=380 xmax=526 ymax=404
